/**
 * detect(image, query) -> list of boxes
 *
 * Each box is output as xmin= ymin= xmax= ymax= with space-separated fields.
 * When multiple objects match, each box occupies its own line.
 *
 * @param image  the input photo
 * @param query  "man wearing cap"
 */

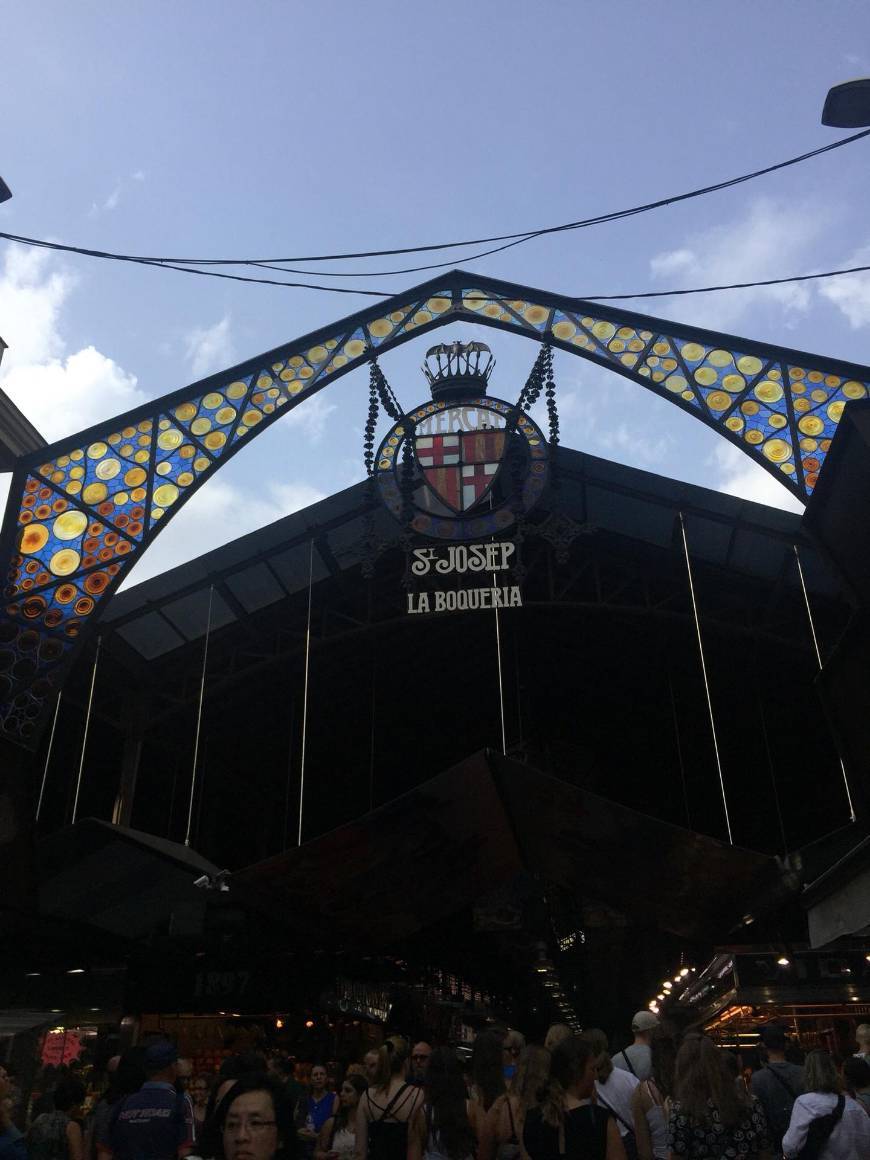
xmin=611 ymin=1011 xmax=657 ymax=1081
xmin=102 ymin=1041 xmax=192 ymax=1160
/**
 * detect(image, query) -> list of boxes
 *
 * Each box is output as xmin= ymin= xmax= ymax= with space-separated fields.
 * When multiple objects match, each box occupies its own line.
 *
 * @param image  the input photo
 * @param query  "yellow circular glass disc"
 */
xmin=680 ymin=343 xmax=704 ymax=361
xmin=95 ymin=457 xmax=121 ymax=480
xmin=50 ymin=548 xmax=81 ymax=576
xmin=762 ymin=438 xmax=791 ymax=463
xmin=157 ymin=429 xmax=183 ymax=452
xmin=152 ymin=483 xmax=179 ymax=508
xmin=737 ymin=355 xmax=763 ymax=376
xmin=82 ymin=482 xmax=108 ymax=505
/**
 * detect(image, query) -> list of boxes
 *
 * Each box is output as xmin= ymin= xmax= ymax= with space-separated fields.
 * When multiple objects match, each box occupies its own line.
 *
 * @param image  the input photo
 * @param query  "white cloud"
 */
xmin=819 ymin=243 xmax=870 ymax=328
xmin=2 ymin=347 xmax=143 ymax=441
xmin=649 ymin=198 xmax=828 ymax=330
xmin=123 ymin=476 xmax=326 ymax=587
xmin=186 ymin=315 xmax=235 ymax=379
xmin=282 ymin=391 xmax=337 ymax=443
xmin=598 ymin=421 xmax=675 ymax=467
xmin=0 ymin=245 xmax=70 ymax=367
xmin=709 ymin=442 xmax=803 ymax=513
xmin=0 ymin=244 xmax=146 ymax=440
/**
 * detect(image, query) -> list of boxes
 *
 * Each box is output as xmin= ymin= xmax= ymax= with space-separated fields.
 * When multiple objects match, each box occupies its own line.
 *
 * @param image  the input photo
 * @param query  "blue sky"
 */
xmin=2 ymin=1 xmax=870 ymax=585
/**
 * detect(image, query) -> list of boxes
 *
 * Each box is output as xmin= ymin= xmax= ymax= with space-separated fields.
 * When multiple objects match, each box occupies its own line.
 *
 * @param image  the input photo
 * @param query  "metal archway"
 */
xmin=2 ymin=268 xmax=869 ymax=747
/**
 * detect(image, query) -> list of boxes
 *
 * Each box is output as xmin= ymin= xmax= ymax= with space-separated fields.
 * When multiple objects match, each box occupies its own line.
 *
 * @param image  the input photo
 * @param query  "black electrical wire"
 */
xmin=586 ymin=262 xmax=870 ymax=301
xmin=1 ymin=224 xmax=869 ymax=303
xmin=1 ymin=127 xmax=867 ymax=278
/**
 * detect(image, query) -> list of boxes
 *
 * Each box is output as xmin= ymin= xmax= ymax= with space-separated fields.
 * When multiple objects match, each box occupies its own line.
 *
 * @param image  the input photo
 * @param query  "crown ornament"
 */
xmin=422 ymin=341 xmax=495 ymax=402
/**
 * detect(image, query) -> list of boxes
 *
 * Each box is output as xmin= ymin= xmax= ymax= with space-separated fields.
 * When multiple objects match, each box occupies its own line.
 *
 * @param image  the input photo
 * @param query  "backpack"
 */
xmin=27 ymin=1112 xmax=69 ymax=1160
xmin=795 ymin=1094 xmax=845 ymax=1160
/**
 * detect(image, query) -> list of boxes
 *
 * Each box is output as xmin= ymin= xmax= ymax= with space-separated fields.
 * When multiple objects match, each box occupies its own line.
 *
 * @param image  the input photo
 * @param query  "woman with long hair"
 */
xmin=315 ymin=1075 xmax=367 ymax=1160
xmin=630 ymin=1026 xmax=676 ymax=1160
xmin=478 ymin=1046 xmax=551 ymax=1160
xmin=356 ymin=1036 xmax=421 ymax=1160
xmin=468 ymin=1029 xmax=506 ymax=1130
xmin=523 ymin=1038 xmax=625 ymax=1160
xmin=668 ymin=1033 xmax=770 ymax=1158
xmin=781 ymin=1049 xmax=870 ymax=1159
xmin=408 ymin=1048 xmax=476 ymax=1160
xmin=213 ymin=1073 xmax=297 ymax=1160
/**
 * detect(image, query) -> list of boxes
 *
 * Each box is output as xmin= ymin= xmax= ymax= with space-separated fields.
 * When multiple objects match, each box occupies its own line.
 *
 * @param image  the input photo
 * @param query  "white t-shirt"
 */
xmin=595 ymin=1067 xmax=639 ymax=1137
xmin=781 ymin=1091 xmax=870 ymax=1159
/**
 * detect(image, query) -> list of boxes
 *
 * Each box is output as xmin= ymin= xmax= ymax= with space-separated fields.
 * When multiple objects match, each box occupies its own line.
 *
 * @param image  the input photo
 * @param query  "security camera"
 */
xmin=193 ymin=870 xmax=232 ymax=892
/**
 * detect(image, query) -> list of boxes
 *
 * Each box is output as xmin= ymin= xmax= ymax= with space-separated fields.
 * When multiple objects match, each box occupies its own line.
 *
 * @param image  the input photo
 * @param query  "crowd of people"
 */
xmin=2 ymin=1016 xmax=870 ymax=1160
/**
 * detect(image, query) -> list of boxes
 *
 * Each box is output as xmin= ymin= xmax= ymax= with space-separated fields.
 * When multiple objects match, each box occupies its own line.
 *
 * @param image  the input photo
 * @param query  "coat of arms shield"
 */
xmin=414 ymin=409 xmax=507 ymax=513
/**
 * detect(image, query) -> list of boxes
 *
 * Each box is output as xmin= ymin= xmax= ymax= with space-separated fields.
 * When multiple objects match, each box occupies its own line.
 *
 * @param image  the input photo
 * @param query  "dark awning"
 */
xmin=239 ymin=750 xmax=785 ymax=946
xmin=38 ymin=818 xmax=221 ymax=941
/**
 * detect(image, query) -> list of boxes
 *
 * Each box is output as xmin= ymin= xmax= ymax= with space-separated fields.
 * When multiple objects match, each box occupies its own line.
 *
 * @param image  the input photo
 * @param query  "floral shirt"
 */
xmin=668 ymin=1095 xmax=770 ymax=1158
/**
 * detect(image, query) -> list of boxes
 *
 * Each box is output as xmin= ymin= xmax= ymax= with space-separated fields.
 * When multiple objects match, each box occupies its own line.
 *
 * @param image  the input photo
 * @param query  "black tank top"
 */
xmin=366 ymin=1085 xmax=416 ymax=1160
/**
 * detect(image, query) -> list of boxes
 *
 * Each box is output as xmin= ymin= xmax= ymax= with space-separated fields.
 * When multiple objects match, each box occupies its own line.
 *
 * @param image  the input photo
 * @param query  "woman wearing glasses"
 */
xmin=215 ymin=1074 xmax=297 ymax=1160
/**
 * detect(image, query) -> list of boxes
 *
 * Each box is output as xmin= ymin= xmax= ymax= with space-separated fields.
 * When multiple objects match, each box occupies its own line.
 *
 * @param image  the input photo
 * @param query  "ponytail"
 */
xmin=373 ymin=1036 xmax=409 ymax=1090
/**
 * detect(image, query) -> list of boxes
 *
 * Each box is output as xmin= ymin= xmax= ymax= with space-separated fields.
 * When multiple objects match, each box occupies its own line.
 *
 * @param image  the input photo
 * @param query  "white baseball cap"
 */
xmin=631 ymin=1011 xmax=659 ymax=1032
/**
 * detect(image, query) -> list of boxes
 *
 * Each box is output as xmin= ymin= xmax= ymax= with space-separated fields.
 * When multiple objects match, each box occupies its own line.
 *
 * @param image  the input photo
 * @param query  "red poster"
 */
xmin=41 ymin=1029 xmax=82 ymax=1066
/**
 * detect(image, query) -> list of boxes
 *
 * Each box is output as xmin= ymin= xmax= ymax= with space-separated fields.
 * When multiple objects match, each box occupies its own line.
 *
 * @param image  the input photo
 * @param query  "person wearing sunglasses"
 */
xmin=409 ymin=1045 xmax=433 ymax=1088
xmin=215 ymin=1074 xmax=297 ymax=1160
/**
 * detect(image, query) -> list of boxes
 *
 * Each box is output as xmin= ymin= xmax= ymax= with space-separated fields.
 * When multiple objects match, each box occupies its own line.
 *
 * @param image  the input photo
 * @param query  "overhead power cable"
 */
xmin=1 ymin=225 xmax=869 ymax=304
xmin=0 ymin=127 xmax=867 ymax=281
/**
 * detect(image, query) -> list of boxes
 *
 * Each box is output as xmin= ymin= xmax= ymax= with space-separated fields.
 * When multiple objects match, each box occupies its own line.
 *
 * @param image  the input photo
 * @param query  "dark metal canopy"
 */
xmin=2 ymin=268 xmax=869 ymax=747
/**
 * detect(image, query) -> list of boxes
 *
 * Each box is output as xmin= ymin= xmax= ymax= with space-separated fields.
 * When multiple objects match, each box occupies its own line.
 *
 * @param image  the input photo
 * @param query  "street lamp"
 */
xmin=0 ymin=178 xmax=10 ymax=204
xmin=822 ymin=78 xmax=870 ymax=127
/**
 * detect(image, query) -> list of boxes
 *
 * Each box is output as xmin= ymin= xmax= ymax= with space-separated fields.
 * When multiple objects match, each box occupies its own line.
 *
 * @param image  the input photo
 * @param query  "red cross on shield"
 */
xmin=416 ymin=428 xmax=506 ymax=513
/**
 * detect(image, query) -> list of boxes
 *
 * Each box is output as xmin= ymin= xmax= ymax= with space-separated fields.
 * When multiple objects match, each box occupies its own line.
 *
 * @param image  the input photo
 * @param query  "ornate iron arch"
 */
xmin=2 ymin=268 xmax=869 ymax=747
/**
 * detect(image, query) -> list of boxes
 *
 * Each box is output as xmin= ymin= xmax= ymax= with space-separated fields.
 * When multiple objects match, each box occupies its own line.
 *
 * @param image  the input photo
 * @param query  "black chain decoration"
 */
xmin=364 ymin=361 xmax=380 ymax=478
xmin=373 ymin=361 xmax=402 ymax=421
xmin=543 ymin=343 xmax=560 ymax=491
xmin=361 ymin=362 xmax=380 ymax=579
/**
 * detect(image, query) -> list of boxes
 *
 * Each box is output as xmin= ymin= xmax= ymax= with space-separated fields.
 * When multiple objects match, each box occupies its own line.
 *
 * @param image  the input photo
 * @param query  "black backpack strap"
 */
xmin=595 ymin=1090 xmax=634 ymax=1136
xmin=622 ymin=1051 xmax=637 ymax=1078
xmin=764 ymin=1065 xmax=798 ymax=1100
